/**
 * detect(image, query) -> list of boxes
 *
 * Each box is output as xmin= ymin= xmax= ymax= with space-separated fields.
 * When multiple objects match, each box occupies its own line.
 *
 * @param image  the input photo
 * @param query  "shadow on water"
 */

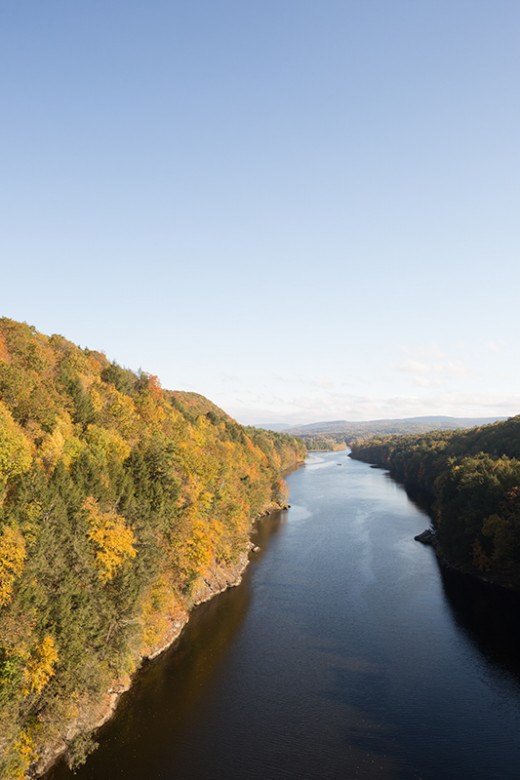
xmin=45 ymin=457 xmax=520 ymax=780
xmin=383 ymin=472 xmax=434 ymax=518
xmin=382 ymin=468 xmax=520 ymax=688
xmin=46 ymin=511 xmax=287 ymax=780
xmin=438 ymin=563 xmax=520 ymax=687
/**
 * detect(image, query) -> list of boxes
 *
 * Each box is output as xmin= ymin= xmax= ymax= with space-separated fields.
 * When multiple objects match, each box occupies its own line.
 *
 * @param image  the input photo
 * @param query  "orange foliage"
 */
xmin=146 ymin=374 xmax=163 ymax=400
xmin=0 ymin=317 xmax=307 ymax=777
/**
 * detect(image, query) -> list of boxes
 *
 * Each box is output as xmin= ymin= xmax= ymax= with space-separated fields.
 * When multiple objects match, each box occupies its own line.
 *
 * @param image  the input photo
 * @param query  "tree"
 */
xmin=83 ymin=497 xmax=137 ymax=583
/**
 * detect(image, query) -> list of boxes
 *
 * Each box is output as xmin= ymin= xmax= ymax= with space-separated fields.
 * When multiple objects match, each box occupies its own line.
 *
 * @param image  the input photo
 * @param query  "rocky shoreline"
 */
xmin=413 ymin=525 xmax=519 ymax=593
xmin=414 ymin=528 xmax=437 ymax=545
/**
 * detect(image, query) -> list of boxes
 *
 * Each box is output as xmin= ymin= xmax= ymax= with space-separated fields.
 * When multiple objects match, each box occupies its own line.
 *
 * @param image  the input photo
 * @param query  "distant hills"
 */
xmin=255 ymin=416 xmax=507 ymax=450
xmin=255 ymin=422 xmax=292 ymax=432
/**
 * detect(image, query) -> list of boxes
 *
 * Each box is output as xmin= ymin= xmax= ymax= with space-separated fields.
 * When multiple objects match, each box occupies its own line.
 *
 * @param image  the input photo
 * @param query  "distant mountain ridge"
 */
xmin=283 ymin=415 xmax=504 ymax=436
xmin=255 ymin=416 xmax=508 ymax=450
xmin=254 ymin=422 xmax=292 ymax=432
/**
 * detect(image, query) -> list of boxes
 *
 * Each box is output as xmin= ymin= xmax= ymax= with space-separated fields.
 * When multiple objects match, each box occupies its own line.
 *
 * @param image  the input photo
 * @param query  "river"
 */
xmin=46 ymin=450 xmax=520 ymax=779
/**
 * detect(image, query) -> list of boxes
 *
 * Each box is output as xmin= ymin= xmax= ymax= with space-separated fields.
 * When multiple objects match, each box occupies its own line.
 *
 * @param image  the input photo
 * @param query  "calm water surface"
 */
xmin=47 ymin=451 xmax=520 ymax=780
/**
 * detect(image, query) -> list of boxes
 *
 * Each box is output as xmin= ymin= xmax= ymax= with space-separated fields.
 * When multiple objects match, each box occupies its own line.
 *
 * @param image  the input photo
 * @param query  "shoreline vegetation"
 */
xmin=0 ymin=318 xmax=306 ymax=779
xmin=349 ymin=417 xmax=520 ymax=593
xmin=40 ymin=496 xmax=292 ymax=779
xmin=301 ymin=438 xmax=347 ymax=452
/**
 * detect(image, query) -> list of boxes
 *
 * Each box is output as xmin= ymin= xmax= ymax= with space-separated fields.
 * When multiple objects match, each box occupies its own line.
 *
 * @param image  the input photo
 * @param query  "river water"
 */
xmin=47 ymin=451 xmax=520 ymax=780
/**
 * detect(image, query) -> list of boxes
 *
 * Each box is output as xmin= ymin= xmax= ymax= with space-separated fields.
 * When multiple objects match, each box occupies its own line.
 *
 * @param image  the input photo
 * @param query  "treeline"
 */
xmin=350 ymin=417 xmax=520 ymax=591
xmin=298 ymin=435 xmax=346 ymax=452
xmin=0 ymin=318 xmax=305 ymax=778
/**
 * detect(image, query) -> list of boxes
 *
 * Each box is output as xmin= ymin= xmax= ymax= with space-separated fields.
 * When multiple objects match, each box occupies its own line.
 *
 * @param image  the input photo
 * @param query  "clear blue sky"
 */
xmin=2 ymin=1 xmax=519 ymax=424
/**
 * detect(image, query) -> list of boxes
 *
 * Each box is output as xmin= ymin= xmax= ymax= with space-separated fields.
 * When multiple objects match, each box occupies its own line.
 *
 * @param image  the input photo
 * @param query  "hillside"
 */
xmin=255 ymin=416 xmax=504 ymax=453
xmin=0 ymin=318 xmax=305 ymax=778
xmin=280 ymin=415 xmax=505 ymax=444
xmin=350 ymin=417 xmax=520 ymax=590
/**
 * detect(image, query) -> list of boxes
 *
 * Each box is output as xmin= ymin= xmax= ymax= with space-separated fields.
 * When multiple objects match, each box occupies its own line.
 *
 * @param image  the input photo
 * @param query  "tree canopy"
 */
xmin=0 ymin=318 xmax=305 ymax=778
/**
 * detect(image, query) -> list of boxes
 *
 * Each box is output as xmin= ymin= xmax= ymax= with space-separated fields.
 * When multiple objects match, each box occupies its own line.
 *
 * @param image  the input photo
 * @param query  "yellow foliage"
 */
xmin=86 ymin=424 xmax=131 ymax=463
xmin=40 ymin=424 xmax=66 ymax=471
xmin=0 ymin=402 xmax=33 ymax=484
xmin=39 ymin=412 xmax=82 ymax=472
xmin=89 ymin=385 xmax=105 ymax=413
xmin=191 ymin=415 xmax=211 ymax=447
xmin=107 ymin=391 xmax=137 ymax=436
xmin=5 ymin=730 xmax=37 ymax=780
xmin=198 ymin=490 xmax=214 ymax=513
xmin=137 ymin=394 xmax=166 ymax=429
xmin=83 ymin=497 xmax=137 ymax=583
xmin=274 ymin=478 xmax=289 ymax=504
xmin=0 ymin=319 xmax=306 ymax=769
xmin=0 ymin=332 xmax=10 ymax=362
xmin=0 ymin=525 xmax=26 ymax=607
xmin=83 ymin=350 xmax=106 ymax=377
xmin=23 ymin=635 xmax=58 ymax=696
xmin=208 ymin=517 xmax=236 ymax=564
xmin=96 ymin=383 xmax=138 ymax=437
xmin=140 ymin=576 xmax=187 ymax=651
xmin=182 ymin=516 xmax=214 ymax=575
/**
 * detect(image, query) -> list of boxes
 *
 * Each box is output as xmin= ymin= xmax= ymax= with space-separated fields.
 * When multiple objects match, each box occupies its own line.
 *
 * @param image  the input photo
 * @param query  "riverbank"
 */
xmin=42 ymin=451 xmax=520 ymax=780
xmin=34 ymin=495 xmax=297 ymax=779
xmin=349 ymin=450 xmax=520 ymax=595
xmin=348 ymin=422 xmax=520 ymax=594
xmin=413 ymin=523 xmax=520 ymax=594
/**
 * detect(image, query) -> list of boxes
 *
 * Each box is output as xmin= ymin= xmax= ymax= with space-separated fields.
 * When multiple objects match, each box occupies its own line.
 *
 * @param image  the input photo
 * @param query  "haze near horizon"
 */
xmin=2 ymin=1 xmax=519 ymax=425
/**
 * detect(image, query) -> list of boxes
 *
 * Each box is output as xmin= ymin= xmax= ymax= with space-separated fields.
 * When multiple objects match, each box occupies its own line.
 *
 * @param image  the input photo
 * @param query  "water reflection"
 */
xmin=46 ymin=453 xmax=520 ymax=780
xmin=47 ymin=513 xmax=287 ymax=780
xmin=439 ymin=565 xmax=520 ymax=687
xmin=385 ymin=467 xmax=520 ymax=687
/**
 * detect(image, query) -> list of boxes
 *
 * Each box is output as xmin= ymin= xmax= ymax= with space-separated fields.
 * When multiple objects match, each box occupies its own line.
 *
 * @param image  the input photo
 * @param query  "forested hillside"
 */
xmin=0 ymin=318 xmax=306 ymax=778
xmin=350 ymin=418 xmax=520 ymax=590
xmin=300 ymin=436 xmax=346 ymax=452
xmin=268 ymin=416 xmax=503 ymax=452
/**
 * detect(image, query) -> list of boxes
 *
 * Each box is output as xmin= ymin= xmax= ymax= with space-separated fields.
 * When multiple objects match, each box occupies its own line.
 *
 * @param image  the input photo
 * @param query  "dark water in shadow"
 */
xmin=46 ymin=452 xmax=520 ymax=780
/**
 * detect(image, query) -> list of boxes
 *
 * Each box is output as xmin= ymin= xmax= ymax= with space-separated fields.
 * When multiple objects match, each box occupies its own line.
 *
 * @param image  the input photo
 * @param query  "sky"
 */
xmin=1 ymin=1 xmax=519 ymax=425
